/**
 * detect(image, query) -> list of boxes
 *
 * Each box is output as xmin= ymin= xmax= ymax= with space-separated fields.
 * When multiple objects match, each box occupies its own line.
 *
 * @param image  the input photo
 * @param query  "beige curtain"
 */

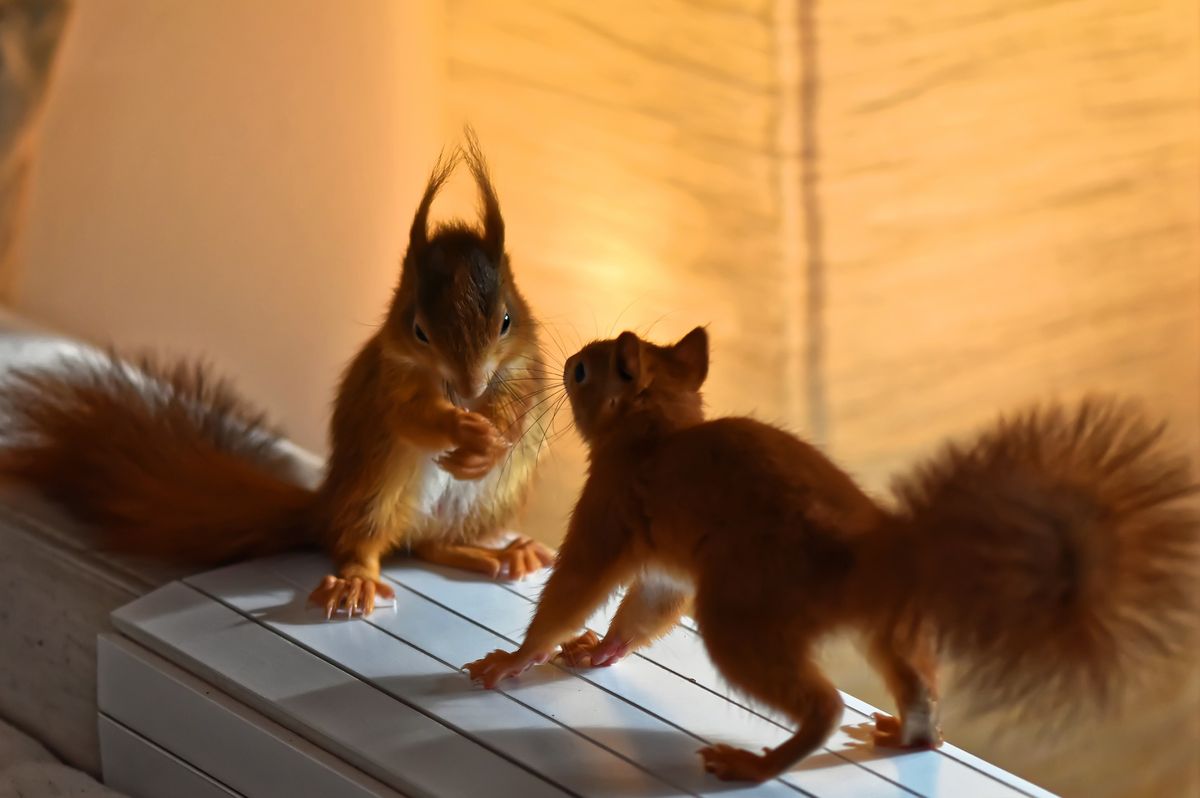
xmin=439 ymin=3 xmax=1199 ymax=796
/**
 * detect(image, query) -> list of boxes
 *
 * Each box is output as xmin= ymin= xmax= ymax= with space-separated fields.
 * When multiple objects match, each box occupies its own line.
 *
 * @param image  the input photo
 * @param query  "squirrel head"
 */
xmin=563 ymin=327 xmax=709 ymax=447
xmin=384 ymin=130 xmax=536 ymax=404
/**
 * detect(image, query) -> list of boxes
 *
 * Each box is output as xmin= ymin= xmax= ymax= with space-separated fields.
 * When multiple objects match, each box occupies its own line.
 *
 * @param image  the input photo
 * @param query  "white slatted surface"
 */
xmin=97 ymin=635 xmax=401 ymax=798
xmin=108 ymin=554 xmax=1058 ymax=798
xmin=99 ymin=715 xmax=241 ymax=798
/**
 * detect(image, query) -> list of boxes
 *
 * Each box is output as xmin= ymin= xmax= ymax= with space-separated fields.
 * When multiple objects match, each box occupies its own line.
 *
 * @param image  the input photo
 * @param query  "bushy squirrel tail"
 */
xmin=871 ymin=397 xmax=1200 ymax=715
xmin=0 ymin=352 xmax=315 ymax=565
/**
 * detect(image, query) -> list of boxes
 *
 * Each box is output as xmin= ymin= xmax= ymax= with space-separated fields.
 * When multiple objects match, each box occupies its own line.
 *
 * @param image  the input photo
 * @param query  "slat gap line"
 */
xmin=634 ymin=624 xmax=1042 ymax=797
xmin=483 ymin=571 xmax=1041 ymax=798
xmin=427 ymin=570 xmax=915 ymax=797
xmin=257 ymin=563 xmax=705 ymax=798
xmin=182 ymin=577 xmax=580 ymax=798
xmin=377 ymin=572 xmax=830 ymax=798
xmin=100 ymin=710 xmax=247 ymax=798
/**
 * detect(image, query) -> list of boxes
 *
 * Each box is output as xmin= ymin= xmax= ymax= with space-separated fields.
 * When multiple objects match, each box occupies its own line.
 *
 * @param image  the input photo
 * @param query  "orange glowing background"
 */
xmin=6 ymin=2 xmax=1198 ymax=795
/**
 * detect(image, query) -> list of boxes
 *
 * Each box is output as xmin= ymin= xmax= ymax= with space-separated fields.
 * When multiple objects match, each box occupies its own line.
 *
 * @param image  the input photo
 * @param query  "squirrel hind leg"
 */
xmin=866 ymin=630 xmax=943 ymax=749
xmin=413 ymin=538 xmax=554 ymax=581
xmin=694 ymin=604 xmax=841 ymax=781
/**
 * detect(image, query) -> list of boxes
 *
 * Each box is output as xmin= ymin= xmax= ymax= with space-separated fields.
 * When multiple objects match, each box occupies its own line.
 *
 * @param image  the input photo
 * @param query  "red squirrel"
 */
xmin=0 ymin=132 xmax=558 ymax=617
xmin=465 ymin=327 xmax=1200 ymax=782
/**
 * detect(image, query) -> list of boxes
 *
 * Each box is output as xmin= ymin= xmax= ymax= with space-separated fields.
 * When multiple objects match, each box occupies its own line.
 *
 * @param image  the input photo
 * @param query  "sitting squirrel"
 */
xmin=0 ymin=133 xmax=557 ymax=617
xmin=466 ymin=327 xmax=1200 ymax=782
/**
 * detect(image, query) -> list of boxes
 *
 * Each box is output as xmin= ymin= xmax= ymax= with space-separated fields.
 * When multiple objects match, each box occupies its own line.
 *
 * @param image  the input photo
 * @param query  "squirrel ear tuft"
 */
xmin=409 ymin=146 xmax=460 ymax=257
xmin=671 ymin=327 xmax=709 ymax=389
xmin=462 ymin=125 xmax=504 ymax=263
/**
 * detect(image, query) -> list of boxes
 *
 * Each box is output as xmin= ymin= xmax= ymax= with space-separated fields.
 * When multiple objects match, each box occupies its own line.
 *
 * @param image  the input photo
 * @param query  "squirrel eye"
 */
xmin=414 ymin=323 xmax=429 ymax=344
xmin=573 ymin=361 xmax=586 ymax=384
xmin=500 ymin=312 xmax=512 ymax=336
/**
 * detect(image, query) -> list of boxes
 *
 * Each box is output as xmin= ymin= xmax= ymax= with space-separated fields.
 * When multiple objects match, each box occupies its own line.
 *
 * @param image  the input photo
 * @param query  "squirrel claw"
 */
xmin=447 ymin=410 xmax=505 ymax=456
xmin=557 ymin=629 xmax=630 ymax=668
xmin=463 ymin=648 xmax=549 ymax=688
xmin=698 ymin=743 xmax=779 ymax=783
xmin=416 ymin=537 xmax=554 ymax=580
xmin=870 ymin=712 xmax=943 ymax=749
xmin=557 ymin=630 xmax=602 ymax=667
xmin=417 ymin=535 xmax=552 ymax=578
xmin=437 ymin=424 xmax=509 ymax=479
xmin=307 ymin=574 xmax=396 ymax=619
xmin=495 ymin=537 xmax=555 ymax=581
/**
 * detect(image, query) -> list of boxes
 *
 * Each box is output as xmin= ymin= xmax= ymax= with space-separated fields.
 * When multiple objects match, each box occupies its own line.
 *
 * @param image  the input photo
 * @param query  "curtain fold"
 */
xmin=0 ymin=0 xmax=72 ymax=300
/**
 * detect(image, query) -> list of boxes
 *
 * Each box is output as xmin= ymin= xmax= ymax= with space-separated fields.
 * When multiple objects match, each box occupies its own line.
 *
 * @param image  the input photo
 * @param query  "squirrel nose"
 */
xmin=457 ymin=373 xmax=488 ymax=400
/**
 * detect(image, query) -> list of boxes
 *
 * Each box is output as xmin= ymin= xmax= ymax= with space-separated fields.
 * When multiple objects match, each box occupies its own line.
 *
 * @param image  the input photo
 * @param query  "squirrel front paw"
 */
xmin=307 ymin=574 xmax=396 ymax=619
xmin=464 ymin=647 xmax=550 ymax=688
xmin=698 ymin=744 xmax=780 ymax=783
xmin=557 ymin=629 xmax=631 ymax=668
xmin=446 ymin=408 xmax=500 ymax=449
xmin=437 ymin=409 xmax=508 ymax=480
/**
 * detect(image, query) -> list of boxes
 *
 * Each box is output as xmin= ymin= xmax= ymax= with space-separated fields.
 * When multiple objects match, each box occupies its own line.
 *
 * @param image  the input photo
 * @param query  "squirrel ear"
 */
xmin=410 ymin=146 xmax=460 ymax=257
xmin=671 ymin=326 xmax=709 ymax=389
xmin=615 ymin=331 xmax=644 ymax=386
xmin=462 ymin=126 xmax=504 ymax=263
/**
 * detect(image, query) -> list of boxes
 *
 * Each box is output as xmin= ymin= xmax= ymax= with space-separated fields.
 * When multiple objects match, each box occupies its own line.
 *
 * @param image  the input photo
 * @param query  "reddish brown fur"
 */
xmin=0 ymin=353 xmax=313 ymax=564
xmin=0 ymin=132 xmax=557 ymax=615
xmin=466 ymin=328 xmax=1200 ymax=783
xmin=861 ymin=398 xmax=1200 ymax=715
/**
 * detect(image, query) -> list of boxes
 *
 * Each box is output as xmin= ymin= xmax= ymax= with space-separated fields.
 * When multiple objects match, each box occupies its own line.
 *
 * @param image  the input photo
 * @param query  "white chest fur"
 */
xmin=411 ymin=455 xmax=499 ymax=524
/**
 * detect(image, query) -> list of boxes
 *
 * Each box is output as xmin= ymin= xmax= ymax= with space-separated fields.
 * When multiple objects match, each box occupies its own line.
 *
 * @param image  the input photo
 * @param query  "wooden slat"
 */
xmin=110 ymin=554 xmax=1060 ymax=797
xmin=0 ymin=494 xmax=145 ymax=776
xmin=110 ymin=581 xmax=565 ymax=798
xmin=257 ymin=553 xmax=1043 ymax=796
xmin=245 ymin=558 xmax=819 ymax=798
xmin=99 ymin=715 xmax=242 ymax=798
xmin=456 ymin=565 xmax=1055 ymax=797
xmin=182 ymin=564 xmax=689 ymax=798
xmin=373 ymin=555 xmax=1053 ymax=798
xmin=97 ymin=635 xmax=401 ymax=798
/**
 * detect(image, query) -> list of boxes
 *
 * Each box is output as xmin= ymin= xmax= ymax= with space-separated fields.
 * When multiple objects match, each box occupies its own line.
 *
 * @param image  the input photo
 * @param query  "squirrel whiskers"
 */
xmin=0 ymin=130 xmax=561 ymax=618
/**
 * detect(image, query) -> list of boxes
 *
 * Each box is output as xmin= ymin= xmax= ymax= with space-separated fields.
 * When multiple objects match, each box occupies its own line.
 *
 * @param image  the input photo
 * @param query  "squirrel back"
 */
xmin=0 ymin=352 xmax=313 ymax=564
xmin=866 ymin=397 xmax=1200 ymax=714
xmin=469 ymin=328 xmax=1200 ymax=780
xmin=566 ymin=329 xmax=1200 ymax=719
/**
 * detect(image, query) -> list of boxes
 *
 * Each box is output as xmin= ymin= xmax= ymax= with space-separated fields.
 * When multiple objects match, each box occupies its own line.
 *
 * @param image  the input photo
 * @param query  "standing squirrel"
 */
xmin=466 ymin=327 xmax=1200 ymax=782
xmin=0 ymin=133 xmax=557 ymax=617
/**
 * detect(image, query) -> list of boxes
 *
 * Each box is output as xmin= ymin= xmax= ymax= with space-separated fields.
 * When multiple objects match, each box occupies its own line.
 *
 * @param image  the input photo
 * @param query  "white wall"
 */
xmin=13 ymin=0 xmax=444 ymax=455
